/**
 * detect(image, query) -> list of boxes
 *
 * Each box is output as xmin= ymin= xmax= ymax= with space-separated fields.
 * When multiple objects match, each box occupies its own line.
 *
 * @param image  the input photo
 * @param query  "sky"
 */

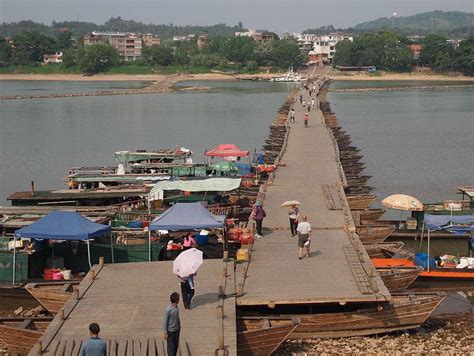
xmin=1 ymin=0 xmax=472 ymax=33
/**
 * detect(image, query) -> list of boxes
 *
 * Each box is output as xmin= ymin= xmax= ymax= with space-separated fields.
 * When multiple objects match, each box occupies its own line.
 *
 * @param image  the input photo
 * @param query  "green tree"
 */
xmin=419 ymin=34 xmax=449 ymax=66
xmin=272 ymin=39 xmax=303 ymax=69
xmin=380 ymin=46 xmax=413 ymax=71
xmin=455 ymin=36 xmax=474 ymax=76
xmin=61 ymin=48 xmax=76 ymax=68
xmin=224 ymin=36 xmax=255 ymax=63
xmin=190 ymin=53 xmax=224 ymax=67
xmin=142 ymin=44 xmax=174 ymax=66
xmin=11 ymin=31 xmax=56 ymax=65
xmin=0 ymin=37 xmax=12 ymax=67
xmin=254 ymin=41 xmax=273 ymax=66
xmin=332 ymin=40 xmax=354 ymax=66
xmin=173 ymin=41 xmax=198 ymax=66
xmin=80 ymin=44 xmax=120 ymax=73
xmin=56 ymin=31 xmax=75 ymax=50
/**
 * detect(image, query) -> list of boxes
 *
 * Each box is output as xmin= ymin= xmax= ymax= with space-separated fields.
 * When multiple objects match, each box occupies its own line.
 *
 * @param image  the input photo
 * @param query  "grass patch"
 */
xmin=0 ymin=64 xmax=81 ymax=74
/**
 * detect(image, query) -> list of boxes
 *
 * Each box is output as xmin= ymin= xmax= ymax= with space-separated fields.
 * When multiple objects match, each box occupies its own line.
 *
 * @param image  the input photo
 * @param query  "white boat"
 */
xmin=271 ymin=68 xmax=307 ymax=82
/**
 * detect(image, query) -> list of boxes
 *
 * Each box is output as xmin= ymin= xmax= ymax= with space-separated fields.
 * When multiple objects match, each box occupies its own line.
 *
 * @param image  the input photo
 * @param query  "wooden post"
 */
xmin=218 ymin=285 xmax=225 ymax=297
xmin=223 ymin=251 xmax=229 ymax=261
xmin=99 ymin=256 xmax=104 ymax=266
xmin=90 ymin=269 xmax=95 ymax=280
xmin=58 ymin=309 xmax=64 ymax=321
xmin=34 ymin=341 xmax=42 ymax=355
xmin=218 ymin=336 xmax=225 ymax=350
xmin=74 ymin=289 xmax=80 ymax=300
xmin=237 ymin=283 xmax=243 ymax=295
xmin=216 ymin=305 xmax=223 ymax=319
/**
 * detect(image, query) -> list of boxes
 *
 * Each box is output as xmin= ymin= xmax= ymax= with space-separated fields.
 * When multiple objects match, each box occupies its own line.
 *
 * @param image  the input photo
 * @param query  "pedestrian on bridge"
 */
xmin=297 ymin=216 xmax=311 ymax=259
xmin=290 ymin=108 xmax=296 ymax=123
xmin=304 ymin=114 xmax=309 ymax=127
xmin=163 ymin=292 xmax=181 ymax=356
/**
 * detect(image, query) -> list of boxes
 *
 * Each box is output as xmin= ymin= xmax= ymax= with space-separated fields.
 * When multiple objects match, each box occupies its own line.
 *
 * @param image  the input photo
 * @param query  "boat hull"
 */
xmin=25 ymin=282 xmax=79 ymax=314
xmin=356 ymin=225 xmax=395 ymax=244
xmin=346 ymin=195 xmax=376 ymax=210
xmin=377 ymin=266 xmax=423 ymax=292
xmin=239 ymin=294 xmax=445 ymax=339
xmin=237 ymin=322 xmax=297 ymax=355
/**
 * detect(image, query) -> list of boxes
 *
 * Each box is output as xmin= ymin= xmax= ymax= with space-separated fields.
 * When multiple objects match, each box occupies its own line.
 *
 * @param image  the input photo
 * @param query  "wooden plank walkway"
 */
xmin=35 ymin=260 xmax=236 ymax=356
xmin=237 ymin=77 xmax=390 ymax=306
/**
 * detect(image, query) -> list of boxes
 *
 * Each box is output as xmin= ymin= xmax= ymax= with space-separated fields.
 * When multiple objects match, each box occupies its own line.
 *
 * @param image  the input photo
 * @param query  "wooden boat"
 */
xmin=238 ymin=293 xmax=445 ymax=339
xmin=372 ymin=258 xmax=474 ymax=281
xmin=237 ymin=318 xmax=298 ymax=355
xmin=364 ymin=242 xmax=405 ymax=258
xmin=356 ymin=225 xmax=395 ymax=243
xmin=345 ymin=186 xmax=374 ymax=195
xmin=376 ymin=266 xmax=423 ymax=292
xmin=351 ymin=209 xmax=385 ymax=225
xmin=25 ymin=281 xmax=80 ymax=314
xmin=346 ymin=194 xmax=376 ymax=210
xmin=0 ymin=316 xmax=53 ymax=354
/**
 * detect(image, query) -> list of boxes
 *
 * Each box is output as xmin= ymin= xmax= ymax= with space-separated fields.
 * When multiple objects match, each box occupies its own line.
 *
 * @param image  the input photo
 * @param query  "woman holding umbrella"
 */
xmin=281 ymin=201 xmax=301 ymax=237
xmin=173 ymin=248 xmax=203 ymax=309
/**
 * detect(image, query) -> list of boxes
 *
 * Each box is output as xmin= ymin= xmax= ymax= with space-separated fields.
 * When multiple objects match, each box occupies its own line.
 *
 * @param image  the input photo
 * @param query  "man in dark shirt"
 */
xmin=80 ymin=323 xmax=107 ymax=356
xmin=163 ymin=292 xmax=181 ymax=356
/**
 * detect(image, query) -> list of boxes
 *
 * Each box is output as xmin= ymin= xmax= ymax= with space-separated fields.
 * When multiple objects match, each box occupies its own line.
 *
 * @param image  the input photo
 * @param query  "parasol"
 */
xmin=280 ymin=200 xmax=302 ymax=207
xmin=173 ymin=248 xmax=203 ymax=278
xmin=381 ymin=194 xmax=423 ymax=211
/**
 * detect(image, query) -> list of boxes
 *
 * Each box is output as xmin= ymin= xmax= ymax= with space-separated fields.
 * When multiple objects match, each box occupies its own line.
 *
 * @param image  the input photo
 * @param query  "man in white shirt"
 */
xmin=296 ymin=216 xmax=311 ymax=260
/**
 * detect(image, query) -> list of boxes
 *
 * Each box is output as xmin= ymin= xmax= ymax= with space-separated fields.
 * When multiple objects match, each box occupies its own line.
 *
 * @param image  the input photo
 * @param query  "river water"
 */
xmin=327 ymin=81 xmax=474 ymax=205
xmin=0 ymin=80 xmax=297 ymax=202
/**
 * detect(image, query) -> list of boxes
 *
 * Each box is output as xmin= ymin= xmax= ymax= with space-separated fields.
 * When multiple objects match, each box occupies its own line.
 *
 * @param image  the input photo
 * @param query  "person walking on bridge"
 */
xmin=163 ymin=292 xmax=181 ymax=356
xmin=290 ymin=108 xmax=296 ymax=123
xmin=304 ymin=113 xmax=309 ymax=127
xmin=297 ymin=216 xmax=311 ymax=259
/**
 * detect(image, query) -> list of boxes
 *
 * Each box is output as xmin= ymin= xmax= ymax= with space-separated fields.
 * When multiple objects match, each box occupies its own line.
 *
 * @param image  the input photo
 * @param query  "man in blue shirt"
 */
xmin=163 ymin=292 xmax=181 ymax=356
xmin=80 ymin=323 xmax=107 ymax=356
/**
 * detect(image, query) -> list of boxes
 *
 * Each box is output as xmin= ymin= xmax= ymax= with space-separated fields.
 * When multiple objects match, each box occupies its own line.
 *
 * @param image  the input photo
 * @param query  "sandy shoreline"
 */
xmin=0 ymin=71 xmax=472 ymax=82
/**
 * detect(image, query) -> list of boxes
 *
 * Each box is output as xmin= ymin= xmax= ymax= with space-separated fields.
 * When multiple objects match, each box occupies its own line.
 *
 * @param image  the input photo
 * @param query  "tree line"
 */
xmin=0 ymin=31 xmax=304 ymax=74
xmin=332 ymin=32 xmax=474 ymax=75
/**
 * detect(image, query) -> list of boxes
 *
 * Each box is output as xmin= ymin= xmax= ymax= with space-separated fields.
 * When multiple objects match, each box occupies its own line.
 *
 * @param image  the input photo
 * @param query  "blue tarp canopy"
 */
xmin=424 ymin=214 xmax=474 ymax=231
xmin=150 ymin=202 xmax=225 ymax=231
xmin=15 ymin=211 xmax=111 ymax=240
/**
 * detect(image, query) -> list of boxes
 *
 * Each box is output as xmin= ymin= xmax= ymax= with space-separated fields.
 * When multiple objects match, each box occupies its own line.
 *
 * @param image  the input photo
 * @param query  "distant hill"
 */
xmin=353 ymin=11 xmax=473 ymax=36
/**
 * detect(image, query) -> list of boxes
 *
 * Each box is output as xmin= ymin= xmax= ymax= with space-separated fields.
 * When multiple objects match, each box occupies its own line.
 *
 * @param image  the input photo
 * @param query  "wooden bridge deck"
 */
xmin=237 ymin=81 xmax=390 ymax=307
xmin=36 ymin=260 xmax=236 ymax=356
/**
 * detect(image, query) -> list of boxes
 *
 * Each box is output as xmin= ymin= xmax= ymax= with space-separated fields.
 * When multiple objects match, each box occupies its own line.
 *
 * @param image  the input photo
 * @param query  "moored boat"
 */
xmin=25 ymin=281 xmax=80 ymax=314
xmin=364 ymin=242 xmax=406 ymax=258
xmin=238 ymin=293 xmax=445 ymax=339
xmin=0 ymin=316 xmax=53 ymax=354
xmin=356 ymin=225 xmax=395 ymax=243
xmin=237 ymin=318 xmax=298 ymax=355
xmin=351 ymin=209 xmax=385 ymax=225
xmin=376 ymin=266 xmax=423 ymax=292
xmin=346 ymin=194 xmax=377 ymax=210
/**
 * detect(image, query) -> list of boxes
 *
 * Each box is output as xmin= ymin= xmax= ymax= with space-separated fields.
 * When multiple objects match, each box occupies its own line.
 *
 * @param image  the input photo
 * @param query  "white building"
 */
xmin=299 ymin=33 xmax=353 ymax=64
xmin=42 ymin=52 xmax=63 ymax=64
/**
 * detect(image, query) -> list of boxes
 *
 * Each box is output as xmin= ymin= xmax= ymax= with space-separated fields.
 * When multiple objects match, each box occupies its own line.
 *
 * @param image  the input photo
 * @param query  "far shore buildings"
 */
xmin=235 ymin=29 xmax=274 ymax=44
xmin=42 ymin=51 xmax=63 ymax=64
xmin=291 ymin=32 xmax=353 ymax=64
xmin=83 ymin=32 xmax=160 ymax=61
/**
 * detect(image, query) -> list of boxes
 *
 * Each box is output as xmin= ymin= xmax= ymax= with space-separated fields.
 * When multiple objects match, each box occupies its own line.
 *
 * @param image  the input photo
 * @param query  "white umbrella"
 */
xmin=381 ymin=194 xmax=423 ymax=211
xmin=173 ymin=248 xmax=203 ymax=278
xmin=281 ymin=200 xmax=302 ymax=207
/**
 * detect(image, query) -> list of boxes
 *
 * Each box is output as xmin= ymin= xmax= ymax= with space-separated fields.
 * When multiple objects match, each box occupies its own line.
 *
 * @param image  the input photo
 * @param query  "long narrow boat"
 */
xmin=364 ymin=242 xmax=405 ymax=258
xmin=237 ymin=318 xmax=298 ymax=355
xmin=239 ymin=293 xmax=445 ymax=339
xmin=351 ymin=209 xmax=385 ymax=224
xmin=372 ymin=258 xmax=474 ymax=282
xmin=356 ymin=225 xmax=395 ymax=243
xmin=0 ymin=316 xmax=53 ymax=354
xmin=376 ymin=266 xmax=423 ymax=292
xmin=346 ymin=194 xmax=377 ymax=210
xmin=25 ymin=281 xmax=80 ymax=314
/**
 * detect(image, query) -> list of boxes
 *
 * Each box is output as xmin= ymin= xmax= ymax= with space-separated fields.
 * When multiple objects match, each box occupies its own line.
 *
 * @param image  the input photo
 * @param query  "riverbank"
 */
xmin=1 ymin=70 xmax=472 ymax=83
xmin=330 ymin=71 xmax=474 ymax=81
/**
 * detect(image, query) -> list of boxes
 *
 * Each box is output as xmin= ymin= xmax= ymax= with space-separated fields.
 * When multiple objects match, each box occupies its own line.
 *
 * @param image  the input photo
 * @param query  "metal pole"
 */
xmin=87 ymin=240 xmax=92 ymax=269
xmin=12 ymin=236 xmax=17 ymax=286
xmin=148 ymin=194 xmax=152 ymax=262
xmin=110 ymin=233 xmax=115 ymax=264
xmin=427 ymin=229 xmax=431 ymax=272
xmin=419 ymin=222 xmax=425 ymax=252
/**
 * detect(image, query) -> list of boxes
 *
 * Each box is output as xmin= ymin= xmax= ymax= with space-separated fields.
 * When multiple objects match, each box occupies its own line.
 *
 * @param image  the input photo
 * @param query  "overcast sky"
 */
xmin=1 ymin=0 xmax=472 ymax=32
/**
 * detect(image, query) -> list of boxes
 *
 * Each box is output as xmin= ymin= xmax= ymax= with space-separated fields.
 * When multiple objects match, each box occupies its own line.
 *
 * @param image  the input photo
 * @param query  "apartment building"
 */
xmin=299 ymin=33 xmax=353 ymax=64
xmin=83 ymin=32 xmax=160 ymax=61
xmin=235 ymin=29 xmax=274 ymax=43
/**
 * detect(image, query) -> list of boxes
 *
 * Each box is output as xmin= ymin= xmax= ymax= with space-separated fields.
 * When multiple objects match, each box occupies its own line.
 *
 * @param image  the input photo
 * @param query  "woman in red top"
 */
xmin=304 ymin=114 xmax=309 ymax=127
